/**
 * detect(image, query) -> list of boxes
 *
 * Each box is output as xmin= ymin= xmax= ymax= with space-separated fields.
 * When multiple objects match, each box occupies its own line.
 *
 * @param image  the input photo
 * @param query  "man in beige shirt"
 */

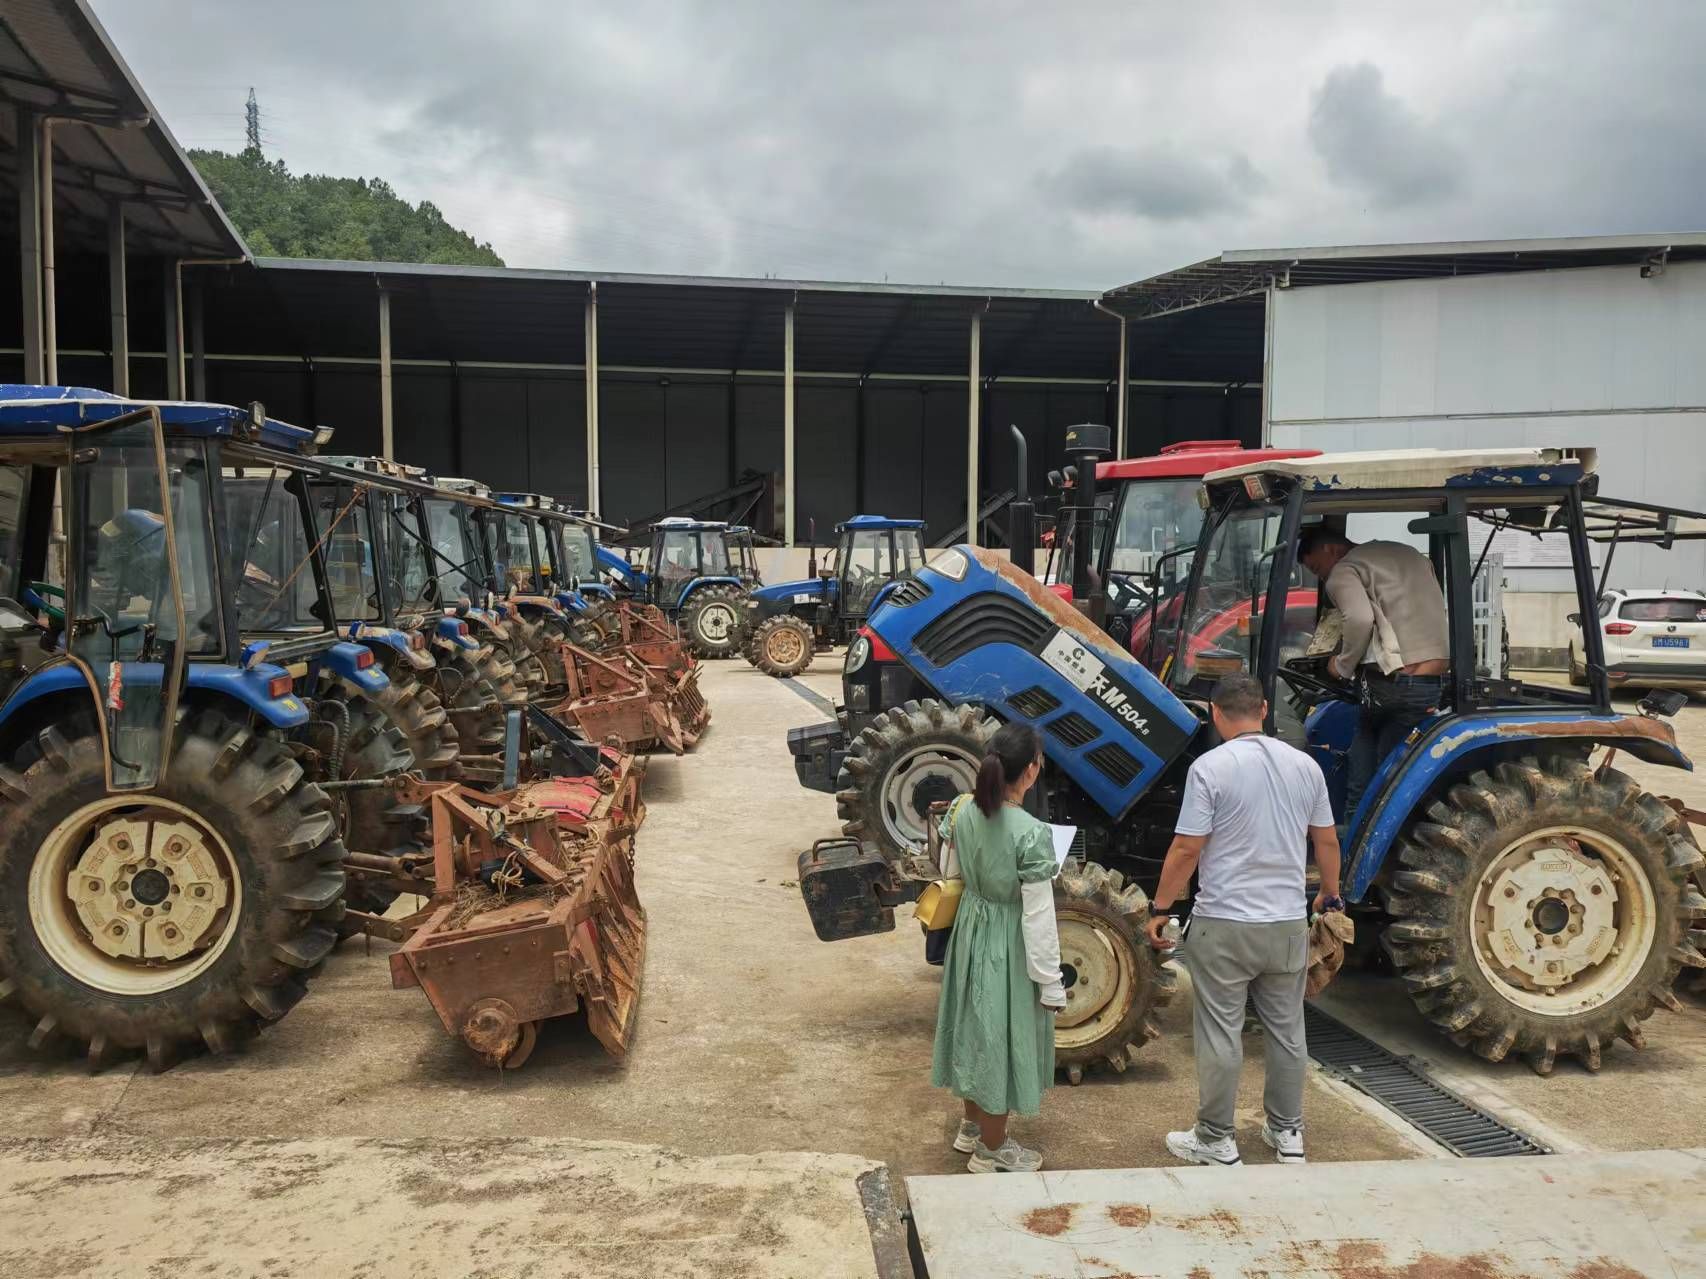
xmin=1298 ymin=528 xmax=1450 ymax=823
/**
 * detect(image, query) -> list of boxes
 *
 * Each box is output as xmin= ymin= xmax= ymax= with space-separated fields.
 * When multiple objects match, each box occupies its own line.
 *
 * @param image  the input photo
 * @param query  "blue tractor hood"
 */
xmin=749 ymin=577 xmax=831 ymax=604
xmin=866 ymin=545 xmax=1201 ymax=819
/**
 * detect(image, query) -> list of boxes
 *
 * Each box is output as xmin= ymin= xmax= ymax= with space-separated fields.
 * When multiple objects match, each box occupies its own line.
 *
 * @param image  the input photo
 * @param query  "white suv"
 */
xmin=1569 ymin=588 xmax=1706 ymax=691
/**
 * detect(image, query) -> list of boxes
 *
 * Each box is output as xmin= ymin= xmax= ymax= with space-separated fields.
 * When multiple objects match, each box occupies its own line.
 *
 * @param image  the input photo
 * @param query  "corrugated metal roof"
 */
xmin=0 ymin=0 xmax=246 ymax=258
xmin=1106 ymin=233 xmax=1706 ymax=319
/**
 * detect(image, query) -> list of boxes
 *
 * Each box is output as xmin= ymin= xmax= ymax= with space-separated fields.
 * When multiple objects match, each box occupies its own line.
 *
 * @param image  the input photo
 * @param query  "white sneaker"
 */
xmin=1165 ymin=1128 xmax=1243 ymax=1167
xmin=953 ymin=1120 xmax=980 ymax=1153
xmin=1262 ymin=1122 xmax=1305 ymax=1163
xmin=967 ymin=1138 xmax=1044 ymax=1173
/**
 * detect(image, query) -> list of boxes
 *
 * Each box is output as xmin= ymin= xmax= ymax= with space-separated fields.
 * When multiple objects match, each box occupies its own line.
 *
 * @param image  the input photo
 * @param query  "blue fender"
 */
xmin=676 ymin=576 xmax=745 ymax=609
xmin=348 ymin=622 xmax=434 ymax=671
xmin=317 ymin=641 xmax=390 ymax=694
xmin=1344 ymin=708 xmax=1694 ymax=901
xmin=867 ymin=545 xmax=1200 ymax=819
xmin=555 ymin=589 xmax=588 ymax=613
xmin=434 ymin=614 xmax=480 ymax=651
xmin=0 ymin=660 xmax=310 ymax=729
xmin=1303 ymin=699 xmax=1359 ymax=822
xmin=578 ymin=582 xmax=616 ymax=601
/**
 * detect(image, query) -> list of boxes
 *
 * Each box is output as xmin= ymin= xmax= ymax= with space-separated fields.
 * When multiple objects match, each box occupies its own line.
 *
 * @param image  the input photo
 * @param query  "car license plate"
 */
xmin=1653 ymin=636 xmax=1690 ymax=648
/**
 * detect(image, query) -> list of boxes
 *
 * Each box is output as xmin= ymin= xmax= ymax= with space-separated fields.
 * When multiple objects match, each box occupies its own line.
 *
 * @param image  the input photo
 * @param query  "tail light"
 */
xmin=267 ymin=674 xmax=294 ymax=698
xmin=409 ymin=631 xmax=427 ymax=650
xmin=355 ymin=647 xmax=376 ymax=669
xmin=861 ymin=625 xmax=898 ymax=663
xmin=1604 ymin=622 xmax=1636 ymax=635
xmin=455 ymin=621 xmax=470 ymax=638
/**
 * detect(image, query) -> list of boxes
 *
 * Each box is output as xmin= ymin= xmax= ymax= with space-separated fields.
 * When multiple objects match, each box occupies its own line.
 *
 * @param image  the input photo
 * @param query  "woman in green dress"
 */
xmin=932 ymin=722 xmax=1065 ymax=1173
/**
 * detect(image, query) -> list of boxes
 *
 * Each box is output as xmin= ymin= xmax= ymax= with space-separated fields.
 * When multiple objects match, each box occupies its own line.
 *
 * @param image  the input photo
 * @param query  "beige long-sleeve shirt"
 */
xmin=1324 ymin=541 xmax=1450 ymax=676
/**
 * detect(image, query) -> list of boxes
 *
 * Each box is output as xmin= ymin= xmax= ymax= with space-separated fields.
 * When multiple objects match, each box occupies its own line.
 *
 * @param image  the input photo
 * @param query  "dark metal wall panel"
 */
xmin=862 ymin=384 xmax=926 ymax=521
xmin=456 ymin=374 xmax=530 ymax=490
xmin=734 ymin=380 xmax=783 ymax=483
xmin=795 ymin=382 xmax=856 ymax=540
xmin=920 ymin=385 xmax=967 ymax=536
xmin=599 ymin=379 xmax=667 ymax=523
xmin=525 ymin=376 xmax=586 ymax=506
xmin=314 ymin=368 xmax=383 ymax=459
xmin=204 ymin=359 xmax=310 ymax=426
xmin=1126 ymin=386 xmax=1262 ymax=453
xmin=664 ymin=381 xmax=728 ymax=514
xmin=394 ymin=368 xmax=456 ymax=475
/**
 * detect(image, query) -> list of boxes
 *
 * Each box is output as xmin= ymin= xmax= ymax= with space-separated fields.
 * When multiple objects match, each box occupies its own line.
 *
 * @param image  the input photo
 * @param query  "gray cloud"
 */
xmin=1307 ymin=63 xmax=1464 ymax=209
xmin=97 ymin=1 xmax=1706 ymax=287
xmin=1052 ymin=146 xmax=1266 ymax=221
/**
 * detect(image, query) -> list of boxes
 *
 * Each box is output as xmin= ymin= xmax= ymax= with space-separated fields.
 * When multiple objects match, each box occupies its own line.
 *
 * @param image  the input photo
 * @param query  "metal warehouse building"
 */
xmin=2 ymin=1 xmax=1703 ymax=658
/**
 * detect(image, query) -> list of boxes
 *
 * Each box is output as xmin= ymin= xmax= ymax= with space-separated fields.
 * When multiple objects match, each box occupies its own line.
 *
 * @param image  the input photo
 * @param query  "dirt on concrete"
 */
xmin=0 ymin=1135 xmax=880 ymax=1279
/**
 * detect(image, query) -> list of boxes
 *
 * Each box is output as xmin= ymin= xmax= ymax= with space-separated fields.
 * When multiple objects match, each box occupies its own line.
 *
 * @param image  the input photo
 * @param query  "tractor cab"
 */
xmin=636 ymin=517 xmax=754 ymax=659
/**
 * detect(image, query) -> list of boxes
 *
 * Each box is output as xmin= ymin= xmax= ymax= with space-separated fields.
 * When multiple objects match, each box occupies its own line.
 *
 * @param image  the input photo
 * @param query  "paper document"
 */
xmin=1047 ymin=823 xmax=1078 ymax=873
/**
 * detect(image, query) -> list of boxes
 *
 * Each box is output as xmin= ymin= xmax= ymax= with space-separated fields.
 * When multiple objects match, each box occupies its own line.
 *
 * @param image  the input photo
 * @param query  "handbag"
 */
xmin=918 ymin=794 xmax=971 ymax=964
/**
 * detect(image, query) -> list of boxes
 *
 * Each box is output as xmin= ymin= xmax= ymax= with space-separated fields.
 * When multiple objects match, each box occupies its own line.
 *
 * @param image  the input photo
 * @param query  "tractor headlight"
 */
xmin=846 ymin=634 xmax=870 ymax=674
xmin=930 ymin=548 xmax=969 ymax=582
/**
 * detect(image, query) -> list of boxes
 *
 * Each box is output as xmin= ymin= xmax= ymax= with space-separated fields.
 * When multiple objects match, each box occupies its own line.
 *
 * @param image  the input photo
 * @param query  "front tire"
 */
xmin=0 ymin=711 xmax=344 ymax=1070
xmin=748 ymin=615 xmax=815 ymax=678
xmin=1053 ymin=863 xmax=1175 ymax=1082
xmin=836 ymin=699 xmax=996 ymax=862
xmin=1383 ymin=752 xmax=1701 ymax=1073
xmin=680 ymin=585 xmax=746 ymax=660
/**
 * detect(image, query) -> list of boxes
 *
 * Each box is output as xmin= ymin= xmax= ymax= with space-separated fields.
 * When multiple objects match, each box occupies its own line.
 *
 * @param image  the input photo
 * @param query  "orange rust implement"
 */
xmin=386 ymin=764 xmax=647 ymax=1068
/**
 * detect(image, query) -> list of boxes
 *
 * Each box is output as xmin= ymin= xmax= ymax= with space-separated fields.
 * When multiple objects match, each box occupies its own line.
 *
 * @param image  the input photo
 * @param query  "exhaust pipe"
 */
xmin=1064 ymin=423 xmax=1111 ymax=624
xmin=1008 ymin=425 xmax=1035 ymax=576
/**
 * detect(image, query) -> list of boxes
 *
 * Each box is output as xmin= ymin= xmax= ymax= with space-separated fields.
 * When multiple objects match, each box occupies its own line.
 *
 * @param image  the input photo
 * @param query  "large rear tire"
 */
xmin=1053 ymin=862 xmax=1176 ymax=1083
xmin=680 ymin=585 xmax=746 ymax=660
xmin=748 ymin=615 xmax=815 ymax=679
xmin=836 ymin=699 xmax=996 ymax=862
xmin=318 ymin=686 xmax=420 ymax=919
xmin=1383 ymin=752 xmax=1701 ymax=1073
xmin=0 ymin=711 xmax=343 ymax=1070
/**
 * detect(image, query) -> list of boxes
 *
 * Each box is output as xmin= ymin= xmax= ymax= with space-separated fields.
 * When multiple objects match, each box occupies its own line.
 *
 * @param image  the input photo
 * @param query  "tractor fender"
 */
xmin=0 ymin=660 xmax=310 ymax=730
xmin=676 ymin=576 xmax=744 ymax=609
xmin=433 ymin=615 xmax=480 ymax=651
xmin=555 ymin=589 xmax=589 ymax=614
xmin=1344 ymin=707 xmax=1693 ymax=901
xmin=350 ymin=623 xmax=435 ymax=671
xmin=318 ymin=641 xmax=390 ymax=695
xmin=578 ymin=582 xmax=616 ymax=601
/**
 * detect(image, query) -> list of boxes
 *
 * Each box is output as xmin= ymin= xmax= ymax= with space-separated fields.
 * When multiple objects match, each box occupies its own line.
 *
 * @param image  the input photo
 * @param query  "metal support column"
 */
xmin=378 ymin=286 xmax=393 ymax=459
xmin=17 ymin=109 xmax=42 ymax=382
xmin=107 ymin=203 xmax=128 ymax=394
xmin=41 ymin=118 xmax=57 ymax=385
xmin=966 ymin=306 xmax=982 ymax=546
xmin=189 ymin=278 xmax=207 ymax=401
xmin=584 ymin=283 xmax=600 ymax=514
xmin=163 ymin=260 xmax=183 ymax=398
xmin=783 ymin=299 xmax=796 ymax=547
xmin=1114 ymin=314 xmax=1128 ymax=457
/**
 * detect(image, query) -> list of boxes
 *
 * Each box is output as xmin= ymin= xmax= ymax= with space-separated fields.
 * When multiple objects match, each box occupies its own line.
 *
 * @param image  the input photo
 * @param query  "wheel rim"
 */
xmin=1053 ymin=909 xmax=1139 ymax=1051
xmin=1470 ymin=825 xmax=1657 ymax=1017
xmin=765 ymin=626 xmax=807 ymax=667
xmin=877 ymin=742 xmax=981 ymax=850
xmin=698 ymin=603 xmax=737 ymax=643
xmin=28 ymin=797 xmax=241 ymax=996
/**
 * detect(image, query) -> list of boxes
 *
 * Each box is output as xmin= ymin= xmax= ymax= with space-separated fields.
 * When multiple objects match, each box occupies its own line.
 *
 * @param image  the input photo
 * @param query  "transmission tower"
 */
xmin=245 ymin=88 xmax=260 ymax=152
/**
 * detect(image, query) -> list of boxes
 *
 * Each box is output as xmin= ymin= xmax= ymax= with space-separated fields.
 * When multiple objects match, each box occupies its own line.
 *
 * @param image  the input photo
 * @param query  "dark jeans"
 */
xmin=1344 ymin=671 xmax=1445 ymax=824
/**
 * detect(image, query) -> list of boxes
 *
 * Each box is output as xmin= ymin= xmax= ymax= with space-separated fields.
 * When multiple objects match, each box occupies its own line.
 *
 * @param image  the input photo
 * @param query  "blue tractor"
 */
xmin=597 ymin=517 xmax=759 ymax=660
xmin=800 ymin=432 xmax=1706 ymax=1081
xmin=739 ymin=515 xmax=926 ymax=678
xmin=0 ymin=387 xmax=392 ymax=1070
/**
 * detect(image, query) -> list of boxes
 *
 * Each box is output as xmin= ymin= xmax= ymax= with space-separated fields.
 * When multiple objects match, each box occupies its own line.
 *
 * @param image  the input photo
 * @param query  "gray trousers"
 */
xmin=1184 ymin=916 xmax=1309 ymax=1141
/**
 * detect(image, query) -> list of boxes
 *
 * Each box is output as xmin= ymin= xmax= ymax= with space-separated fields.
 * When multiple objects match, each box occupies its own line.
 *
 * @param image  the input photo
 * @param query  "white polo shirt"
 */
xmin=1175 ymin=734 xmax=1333 ymax=923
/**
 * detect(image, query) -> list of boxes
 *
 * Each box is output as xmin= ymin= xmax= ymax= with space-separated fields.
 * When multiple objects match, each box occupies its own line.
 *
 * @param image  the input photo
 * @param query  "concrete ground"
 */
xmin=2 ymin=659 xmax=1704 ymax=1274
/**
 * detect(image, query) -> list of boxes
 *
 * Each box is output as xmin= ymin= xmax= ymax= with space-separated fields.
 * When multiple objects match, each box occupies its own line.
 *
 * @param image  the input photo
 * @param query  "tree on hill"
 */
xmin=190 ymin=146 xmax=505 ymax=267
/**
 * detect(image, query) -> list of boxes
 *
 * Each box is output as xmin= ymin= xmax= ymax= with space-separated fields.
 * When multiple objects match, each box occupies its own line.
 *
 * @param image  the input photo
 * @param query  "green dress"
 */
xmin=930 ymin=802 xmax=1056 ymax=1116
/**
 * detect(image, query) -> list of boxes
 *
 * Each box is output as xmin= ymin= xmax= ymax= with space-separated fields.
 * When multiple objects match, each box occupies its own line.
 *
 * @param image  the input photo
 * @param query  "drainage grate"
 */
xmin=1303 ymin=1003 xmax=1549 ymax=1158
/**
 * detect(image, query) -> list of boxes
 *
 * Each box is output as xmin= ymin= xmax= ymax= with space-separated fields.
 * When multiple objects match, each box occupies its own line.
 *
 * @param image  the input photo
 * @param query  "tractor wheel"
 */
xmin=0 ymin=711 xmax=343 ymax=1070
xmin=1053 ymin=862 xmax=1176 ymax=1083
xmin=1382 ymin=752 xmax=1703 ymax=1074
xmin=576 ymin=601 xmax=622 ymax=650
xmin=472 ymin=644 xmax=528 ymax=710
xmin=436 ymin=651 xmax=506 ymax=759
xmin=748 ymin=615 xmax=815 ymax=679
xmin=837 ymin=699 xmax=997 ymax=861
xmin=318 ymin=687 xmax=422 ymax=920
xmin=680 ymin=585 xmax=746 ymax=660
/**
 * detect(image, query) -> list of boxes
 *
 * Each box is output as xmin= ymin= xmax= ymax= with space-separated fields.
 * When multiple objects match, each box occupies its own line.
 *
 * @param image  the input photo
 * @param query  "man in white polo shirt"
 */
xmin=1145 ymin=674 xmax=1341 ymax=1167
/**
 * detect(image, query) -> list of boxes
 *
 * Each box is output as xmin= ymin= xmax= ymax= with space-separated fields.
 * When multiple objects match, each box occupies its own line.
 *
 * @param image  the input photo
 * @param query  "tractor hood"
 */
xmin=749 ymin=577 xmax=830 ymax=604
xmin=866 ymin=545 xmax=1201 ymax=819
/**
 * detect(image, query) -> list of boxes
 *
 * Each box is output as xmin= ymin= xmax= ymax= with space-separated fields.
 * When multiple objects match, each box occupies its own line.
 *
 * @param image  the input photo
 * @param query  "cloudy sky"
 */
xmin=101 ymin=0 xmax=1706 ymax=289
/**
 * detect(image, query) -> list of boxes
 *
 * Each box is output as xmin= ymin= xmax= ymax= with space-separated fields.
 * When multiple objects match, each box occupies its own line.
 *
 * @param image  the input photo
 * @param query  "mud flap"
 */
xmin=798 ymin=838 xmax=919 ymax=941
xmin=787 ymin=720 xmax=846 ymax=794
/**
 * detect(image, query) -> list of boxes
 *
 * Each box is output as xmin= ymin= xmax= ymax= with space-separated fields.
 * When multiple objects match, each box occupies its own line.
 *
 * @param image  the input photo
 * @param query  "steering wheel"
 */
xmin=1276 ymin=661 xmax=1355 ymax=703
